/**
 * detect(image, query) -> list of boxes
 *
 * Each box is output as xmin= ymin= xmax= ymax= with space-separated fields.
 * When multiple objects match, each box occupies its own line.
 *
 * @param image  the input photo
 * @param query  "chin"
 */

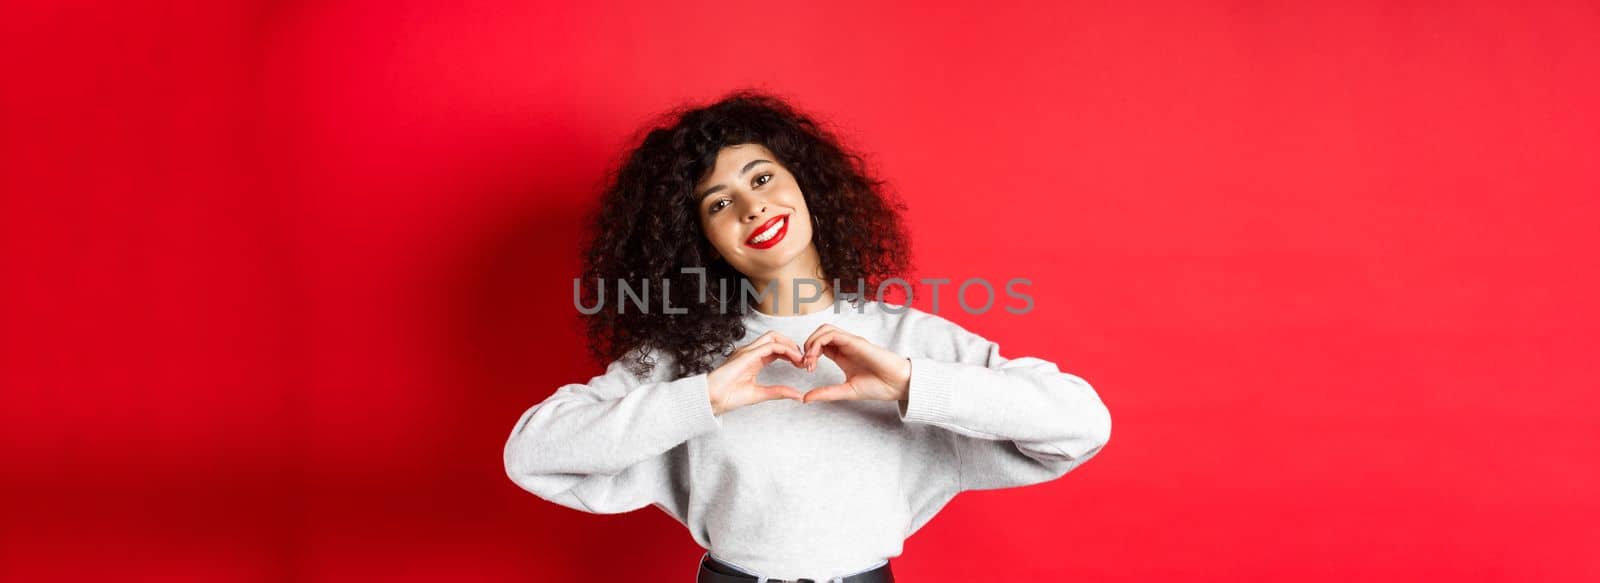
xmin=734 ymin=250 xmax=793 ymax=277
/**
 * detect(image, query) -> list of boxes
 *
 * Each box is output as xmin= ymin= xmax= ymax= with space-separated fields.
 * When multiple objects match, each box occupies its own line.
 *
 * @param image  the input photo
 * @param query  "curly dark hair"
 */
xmin=576 ymin=89 xmax=913 ymax=380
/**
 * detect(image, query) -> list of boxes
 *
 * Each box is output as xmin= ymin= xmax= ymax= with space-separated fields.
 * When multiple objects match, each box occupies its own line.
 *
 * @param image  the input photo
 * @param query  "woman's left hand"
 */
xmin=799 ymin=323 xmax=912 ymax=404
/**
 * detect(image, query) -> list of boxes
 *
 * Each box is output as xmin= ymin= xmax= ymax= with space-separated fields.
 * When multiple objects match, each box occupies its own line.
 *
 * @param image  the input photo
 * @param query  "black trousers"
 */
xmin=695 ymin=553 xmax=896 ymax=583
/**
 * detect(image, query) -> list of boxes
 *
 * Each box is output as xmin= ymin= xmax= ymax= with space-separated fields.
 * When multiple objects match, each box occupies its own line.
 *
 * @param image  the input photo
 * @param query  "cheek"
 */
xmin=708 ymin=218 xmax=741 ymax=249
xmin=786 ymin=186 xmax=809 ymax=211
xmin=787 ymin=191 xmax=810 ymax=220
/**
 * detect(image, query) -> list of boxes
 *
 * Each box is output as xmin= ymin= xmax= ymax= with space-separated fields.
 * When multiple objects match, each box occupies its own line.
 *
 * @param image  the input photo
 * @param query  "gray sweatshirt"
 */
xmin=502 ymin=298 xmax=1112 ymax=581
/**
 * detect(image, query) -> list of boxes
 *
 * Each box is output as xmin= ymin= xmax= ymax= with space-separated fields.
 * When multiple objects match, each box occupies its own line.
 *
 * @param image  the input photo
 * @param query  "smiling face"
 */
xmin=695 ymin=143 xmax=820 ymax=282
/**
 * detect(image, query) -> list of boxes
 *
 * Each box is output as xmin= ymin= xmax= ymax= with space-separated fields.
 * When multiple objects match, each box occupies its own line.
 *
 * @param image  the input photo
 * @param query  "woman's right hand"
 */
xmin=706 ymin=331 xmax=806 ymax=416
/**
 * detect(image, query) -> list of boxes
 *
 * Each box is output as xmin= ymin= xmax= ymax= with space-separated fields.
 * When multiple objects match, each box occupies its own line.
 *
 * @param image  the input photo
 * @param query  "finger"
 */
xmin=766 ymin=342 xmax=805 ymax=367
xmin=806 ymin=331 xmax=857 ymax=372
xmin=802 ymin=329 xmax=833 ymax=369
xmin=802 ymin=383 xmax=856 ymax=404
xmin=783 ymin=341 xmax=806 ymax=366
xmin=728 ymin=331 xmax=778 ymax=360
xmin=767 ymin=330 xmax=803 ymax=354
xmin=761 ymin=384 xmax=804 ymax=401
xmin=801 ymin=324 xmax=837 ymax=356
xmin=754 ymin=340 xmax=805 ymax=368
xmin=806 ymin=333 xmax=835 ymax=372
xmin=741 ymin=331 xmax=778 ymax=351
xmin=752 ymin=330 xmax=804 ymax=357
xmin=730 ymin=341 xmax=774 ymax=377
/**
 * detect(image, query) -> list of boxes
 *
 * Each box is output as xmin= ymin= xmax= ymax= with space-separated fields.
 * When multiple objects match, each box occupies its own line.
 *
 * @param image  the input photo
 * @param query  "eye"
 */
xmin=708 ymin=198 xmax=731 ymax=214
xmin=752 ymin=173 xmax=773 ymax=187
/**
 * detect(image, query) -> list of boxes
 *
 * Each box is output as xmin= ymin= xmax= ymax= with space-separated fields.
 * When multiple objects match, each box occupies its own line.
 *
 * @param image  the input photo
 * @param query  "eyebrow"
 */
xmin=697 ymin=159 xmax=773 ymax=201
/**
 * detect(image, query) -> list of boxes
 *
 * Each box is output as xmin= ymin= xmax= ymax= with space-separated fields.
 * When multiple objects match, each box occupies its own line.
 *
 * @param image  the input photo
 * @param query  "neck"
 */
xmin=748 ymin=245 xmax=834 ymax=316
xmin=754 ymin=283 xmax=836 ymax=316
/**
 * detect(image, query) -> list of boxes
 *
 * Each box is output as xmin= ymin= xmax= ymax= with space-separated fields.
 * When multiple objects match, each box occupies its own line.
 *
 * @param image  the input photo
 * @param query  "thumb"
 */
xmin=763 ymin=385 xmax=804 ymax=402
xmin=802 ymin=383 xmax=854 ymax=404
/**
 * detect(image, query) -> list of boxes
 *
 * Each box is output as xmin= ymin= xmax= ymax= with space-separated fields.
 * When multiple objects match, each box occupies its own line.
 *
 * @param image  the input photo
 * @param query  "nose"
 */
xmin=744 ymin=203 xmax=767 ymax=222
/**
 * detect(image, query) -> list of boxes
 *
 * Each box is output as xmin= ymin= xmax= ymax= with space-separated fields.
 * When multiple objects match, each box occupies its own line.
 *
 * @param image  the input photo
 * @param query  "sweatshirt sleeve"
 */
xmin=895 ymin=312 xmax=1112 ymax=492
xmin=503 ymin=352 xmax=722 ymax=514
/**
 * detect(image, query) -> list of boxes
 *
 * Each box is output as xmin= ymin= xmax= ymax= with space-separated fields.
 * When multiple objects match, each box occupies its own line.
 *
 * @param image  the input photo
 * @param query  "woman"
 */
xmin=503 ymin=90 xmax=1112 ymax=583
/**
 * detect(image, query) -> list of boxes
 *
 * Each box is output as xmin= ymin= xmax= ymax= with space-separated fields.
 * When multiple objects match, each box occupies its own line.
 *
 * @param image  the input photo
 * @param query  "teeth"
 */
xmin=750 ymin=218 xmax=785 ymax=244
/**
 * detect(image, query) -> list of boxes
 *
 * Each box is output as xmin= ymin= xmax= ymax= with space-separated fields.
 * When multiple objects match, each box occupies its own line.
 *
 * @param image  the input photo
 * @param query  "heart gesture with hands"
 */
xmin=705 ymin=326 xmax=912 ymax=415
xmin=799 ymin=323 xmax=912 ymax=404
xmin=705 ymin=330 xmax=808 ymax=415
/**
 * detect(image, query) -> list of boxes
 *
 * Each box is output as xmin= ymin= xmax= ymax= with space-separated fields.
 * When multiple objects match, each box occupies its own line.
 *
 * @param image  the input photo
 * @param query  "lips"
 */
xmin=745 ymin=214 xmax=790 ymax=249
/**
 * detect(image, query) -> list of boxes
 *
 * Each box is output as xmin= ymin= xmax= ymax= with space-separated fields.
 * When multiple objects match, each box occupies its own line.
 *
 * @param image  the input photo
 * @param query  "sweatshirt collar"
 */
xmin=743 ymin=296 xmax=863 ymax=336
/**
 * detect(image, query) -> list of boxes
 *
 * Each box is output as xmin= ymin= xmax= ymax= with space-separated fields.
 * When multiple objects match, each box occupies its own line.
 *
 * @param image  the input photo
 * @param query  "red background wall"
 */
xmin=3 ymin=1 xmax=1597 ymax=581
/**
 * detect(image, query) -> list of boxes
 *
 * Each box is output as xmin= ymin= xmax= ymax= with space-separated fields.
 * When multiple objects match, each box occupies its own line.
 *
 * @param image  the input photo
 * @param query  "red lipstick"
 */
xmin=744 ymin=214 xmax=789 ymax=249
